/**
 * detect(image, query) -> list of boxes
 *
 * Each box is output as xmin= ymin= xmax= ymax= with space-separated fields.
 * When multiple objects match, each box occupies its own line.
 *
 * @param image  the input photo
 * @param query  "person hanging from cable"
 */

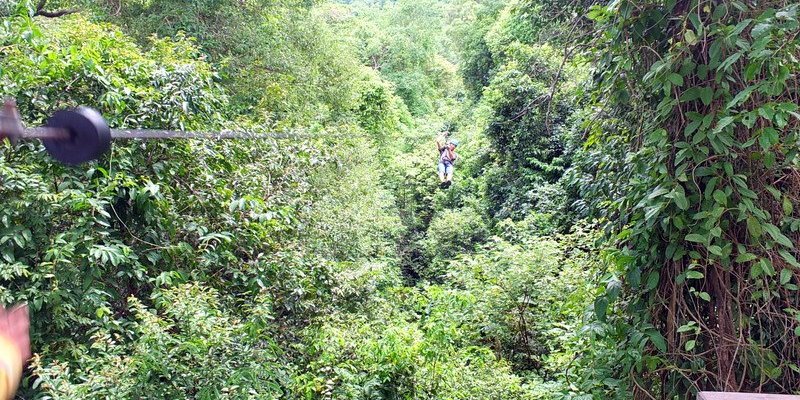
xmin=435 ymin=130 xmax=459 ymax=188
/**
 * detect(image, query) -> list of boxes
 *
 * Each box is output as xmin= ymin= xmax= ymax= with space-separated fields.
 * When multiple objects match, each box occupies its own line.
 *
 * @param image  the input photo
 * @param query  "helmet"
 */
xmin=448 ymin=139 xmax=459 ymax=147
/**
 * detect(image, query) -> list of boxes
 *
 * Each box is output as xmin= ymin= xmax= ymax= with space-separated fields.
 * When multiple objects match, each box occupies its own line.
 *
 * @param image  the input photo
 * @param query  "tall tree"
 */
xmin=583 ymin=0 xmax=800 ymax=396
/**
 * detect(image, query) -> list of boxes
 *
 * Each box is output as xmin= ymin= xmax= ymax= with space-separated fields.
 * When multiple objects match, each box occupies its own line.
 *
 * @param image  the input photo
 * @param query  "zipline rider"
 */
xmin=435 ymin=131 xmax=459 ymax=188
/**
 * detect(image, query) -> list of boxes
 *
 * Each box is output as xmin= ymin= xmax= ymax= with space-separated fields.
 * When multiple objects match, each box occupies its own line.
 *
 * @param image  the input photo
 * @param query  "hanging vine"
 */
xmin=582 ymin=0 xmax=800 ymax=397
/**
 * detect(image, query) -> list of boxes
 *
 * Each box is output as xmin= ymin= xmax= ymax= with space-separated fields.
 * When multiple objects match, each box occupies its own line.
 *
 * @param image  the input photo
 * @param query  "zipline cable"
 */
xmin=22 ymin=127 xmax=344 ymax=140
xmin=0 ymin=102 xmax=359 ymax=165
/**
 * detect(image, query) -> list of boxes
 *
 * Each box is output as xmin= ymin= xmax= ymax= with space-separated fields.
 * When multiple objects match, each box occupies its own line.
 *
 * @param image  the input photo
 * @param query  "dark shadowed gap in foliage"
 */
xmin=397 ymin=232 xmax=424 ymax=284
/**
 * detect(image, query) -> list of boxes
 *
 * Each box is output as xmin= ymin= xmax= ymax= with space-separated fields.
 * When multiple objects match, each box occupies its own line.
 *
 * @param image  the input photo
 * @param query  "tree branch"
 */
xmin=33 ymin=0 xmax=79 ymax=18
xmin=35 ymin=9 xmax=79 ymax=17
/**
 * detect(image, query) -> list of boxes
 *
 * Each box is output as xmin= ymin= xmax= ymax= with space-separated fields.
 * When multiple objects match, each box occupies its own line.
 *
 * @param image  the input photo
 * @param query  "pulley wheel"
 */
xmin=43 ymin=107 xmax=111 ymax=165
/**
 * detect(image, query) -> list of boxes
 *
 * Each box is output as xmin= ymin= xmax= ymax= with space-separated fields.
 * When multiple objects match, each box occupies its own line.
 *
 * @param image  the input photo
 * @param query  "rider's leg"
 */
xmin=437 ymin=162 xmax=447 ymax=182
xmin=445 ymin=163 xmax=454 ymax=182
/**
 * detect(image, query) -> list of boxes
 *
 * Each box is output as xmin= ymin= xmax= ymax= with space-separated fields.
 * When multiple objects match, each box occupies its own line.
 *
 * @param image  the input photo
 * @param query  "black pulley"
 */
xmin=43 ymin=107 xmax=111 ymax=165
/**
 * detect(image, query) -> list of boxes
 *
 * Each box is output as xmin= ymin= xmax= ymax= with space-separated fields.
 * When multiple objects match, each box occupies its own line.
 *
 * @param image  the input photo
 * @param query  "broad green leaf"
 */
xmin=648 ymin=186 xmax=669 ymax=199
xmin=731 ymin=19 xmax=752 ymax=36
xmin=685 ymin=234 xmax=706 ymax=243
xmin=677 ymin=322 xmax=697 ymax=333
xmin=688 ymin=13 xmax=703 ymax=34
xmin=713 ymin=116 xmax=734 ymax=134
xmin=645 ymin=271 xmax=660 ymax=291
xmin=645 ymin=206 xmax=662 ymax=222
xmin=783 ymin=197 xmax=794 ymax=216
xmin=735 ymin=253 xmax=758 ymax=263
xmin=766 ymin=186 xmax=782 ymax=200
xmin=744 ymin=62 xmax=761 ymax=81
xmin=764 ymin=223 xmax=793 ymax=248
xmin=728 ymin=86 xmax=756 ymax=108
xmin=699 ymin=87 xmax=713 ymax=106
xmin=713 ymin=190 xmax=727 ymax=205
xmin=760 ymin=127 xmax=779 ymax=150
xmin=594 ymin=297 xmax=609 ymax=321
xmin=747 ymin=216 xmax=763 ymax=238
xmin=779 ymin=250 xmax=800 ymax=268
xmin=673 ymin=187 xmax=688 ymax=210
xmin=760 ymin=259 xmax=776 ymax=276
xmin=751 ymin=23 xmax=772 ymax=38
xmin=758 ymin=106 xmax=776 ymax=121
xmin=739 ymin=187 xmax=758 ymax=199
xmin=717 ymin=53 xmax=741 ymax=72
xmin=685 ymin=119 xmax=702 ymax=137
xmin=781 ymin=269 xmax=792 ymax=285
xmin=668 ymin=73 xmax=684 ymax=86
xmin=680 ymin=87 xmax=700 ymax=102
xmin=684 ymin=29 xmax=698 ymax=45
xmin=687 ymin=271 xmax=704 ymax=279
xmin=751 ymin=262 xmax=764 ymax=278
xmin=648 ymin=330 xmax=668 ymax=353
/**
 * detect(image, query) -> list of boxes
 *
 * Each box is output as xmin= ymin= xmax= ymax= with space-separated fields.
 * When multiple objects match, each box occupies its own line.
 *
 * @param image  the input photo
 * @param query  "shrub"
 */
xmin=33 ymin=283 xmax=290 ymax=399
xmin=423 ymin=207 xmax=489 ymax=279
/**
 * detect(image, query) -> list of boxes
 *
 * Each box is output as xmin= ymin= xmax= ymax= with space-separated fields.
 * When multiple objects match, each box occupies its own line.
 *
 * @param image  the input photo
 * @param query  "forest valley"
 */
xmin=0 ymin=0 xmax=799 ymax=398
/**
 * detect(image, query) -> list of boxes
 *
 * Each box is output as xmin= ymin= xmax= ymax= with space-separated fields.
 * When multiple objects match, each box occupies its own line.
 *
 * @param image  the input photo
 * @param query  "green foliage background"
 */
xmin=1 ymin=0 xmax=798 ymax=398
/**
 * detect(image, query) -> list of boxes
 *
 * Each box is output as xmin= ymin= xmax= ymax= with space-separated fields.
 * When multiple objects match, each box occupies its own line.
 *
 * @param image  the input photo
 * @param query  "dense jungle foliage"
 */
xmin=0 ymin=0 xmax=798 ymax=398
